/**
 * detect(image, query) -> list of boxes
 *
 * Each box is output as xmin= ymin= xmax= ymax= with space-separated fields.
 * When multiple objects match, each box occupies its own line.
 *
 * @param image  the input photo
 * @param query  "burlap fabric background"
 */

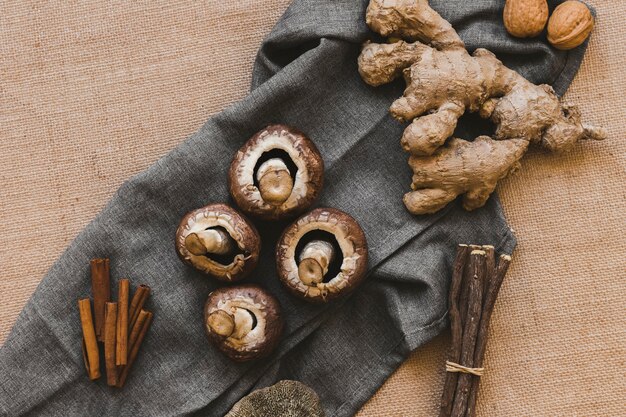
xmin=1 ymin=1 xmax=623 ymax=416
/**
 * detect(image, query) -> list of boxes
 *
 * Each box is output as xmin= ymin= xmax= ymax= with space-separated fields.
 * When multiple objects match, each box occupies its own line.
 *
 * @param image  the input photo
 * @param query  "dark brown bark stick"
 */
xmin=116 ymin=279 xmax=130 ymax=366
xmin=466 ymin=254 xmax=512 ymax=417
xmin=439 ymin=244 xmax=470 ymax=417
xmin=482 ymin=245 xmax=496 ymax=296
xmin=128 ymin=309 xmax=149 ymax=351
xmin=104 ymin=302 xmax=118 ymax=386
xmin=116 ymin=311 xmax=153 ymax=388
xmin=90 ymin=258 xmax=111 ymax=341
xmin=459 ymin=245 xmax=481 ymax=326
xmin=78 ymin=298 xmax=100 ymax=380
xmin=129 ymin=284 xmax=150 ymax=330
xmin=451 ymin=250 xmax=486 ymax=417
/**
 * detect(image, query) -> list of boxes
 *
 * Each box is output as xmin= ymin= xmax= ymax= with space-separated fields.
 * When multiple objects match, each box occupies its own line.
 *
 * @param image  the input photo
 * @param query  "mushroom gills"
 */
xmin=231 ymin=308 xmax=257 ymax=339
xmin=208 ymin=307 xmax=257 ymax=340
xmin=185 ymin=227 xmax=244 ymax=266
xmin=253 ymin=149 xmax=298 ymax=206
xmin=295 ymin=230 xmax=343 ymax=285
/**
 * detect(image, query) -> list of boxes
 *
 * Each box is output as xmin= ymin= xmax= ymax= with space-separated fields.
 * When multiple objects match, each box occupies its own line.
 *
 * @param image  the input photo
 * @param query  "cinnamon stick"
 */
xmin=116 ymin=311 xmax=153 ymax=388
xmin=104 ymin=302 xmax=118 ymax=386
xmin=439 ymin=245 xmax=470 ymax=417
xmin=466 ymin=254 xmax=512 ymax=417
xmin=90 ymin=258 xmax=111 ymax=341
xmin=128 ymin=284 xmax=150 ymax=330
xmin=451 ymin=250 xmax=486 ymax=417
xmin=116 ymin=279 xmax=130 ymax=366
xmin=78 ymin=298 xmax=100 ymax=380
xmin=128 ymin=309 xmax=150 ymax=351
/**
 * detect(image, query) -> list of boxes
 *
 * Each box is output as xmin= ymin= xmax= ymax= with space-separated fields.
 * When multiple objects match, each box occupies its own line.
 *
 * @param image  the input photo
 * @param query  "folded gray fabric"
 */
xmin=0 ymin=1 xmax=590 ymax=416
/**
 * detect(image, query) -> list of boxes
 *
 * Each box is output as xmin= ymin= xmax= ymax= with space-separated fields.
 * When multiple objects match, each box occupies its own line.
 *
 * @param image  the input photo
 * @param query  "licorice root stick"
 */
xmin=439 ymin=245 xmax=513 ymax=417
xmin=104 ymin=302 xmax=118 ymax=386
xmin=451 ymin=250 xmax=486 ymax=417
xmin=90 ymin=258 xmax=111 ymax=341
xmin=459 ymin=244 xmax=482 ymax=326
xmin=482 ymin=245 xmax=496 ymax=296
xmin=116 ymin=279 xmax=130 ymax=366
xmin=439 ymin=245 xmax=470 ymax=417
xmin=466 ymin=254 xmax=512 ymax=417
xmin=78 ymin=298 xmax=100 ymax=380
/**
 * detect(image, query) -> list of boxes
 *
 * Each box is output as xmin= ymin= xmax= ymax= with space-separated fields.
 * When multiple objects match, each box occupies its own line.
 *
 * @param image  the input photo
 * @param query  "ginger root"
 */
xmin=359 ymin=0 xmax=606 ymax=215
xmin=406 ymin=136 xmax=528 ymax=214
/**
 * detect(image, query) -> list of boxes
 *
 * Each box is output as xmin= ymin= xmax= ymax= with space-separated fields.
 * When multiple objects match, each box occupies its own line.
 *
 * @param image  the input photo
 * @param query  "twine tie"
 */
xmin=445 ymin=361 xmax=484 ymax=377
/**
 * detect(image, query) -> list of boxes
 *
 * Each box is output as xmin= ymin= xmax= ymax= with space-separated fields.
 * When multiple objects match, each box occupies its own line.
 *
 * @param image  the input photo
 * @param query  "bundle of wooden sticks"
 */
xmin=78 ymin=258 xmax=153 ymax=387
xmin=439 ymin=244 xmax=512 ymax=417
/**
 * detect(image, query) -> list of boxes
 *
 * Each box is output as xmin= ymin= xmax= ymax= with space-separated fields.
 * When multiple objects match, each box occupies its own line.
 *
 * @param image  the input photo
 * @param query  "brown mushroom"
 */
xmin=229 ymin=125 xmax=324 ymax=221
xmin=276 ymin=208 xmax=368 ymax=303
xmin=175 ymin=204 xmax=260 ymax=282
xmin=204 ymin=284 xmax=283 ymax=362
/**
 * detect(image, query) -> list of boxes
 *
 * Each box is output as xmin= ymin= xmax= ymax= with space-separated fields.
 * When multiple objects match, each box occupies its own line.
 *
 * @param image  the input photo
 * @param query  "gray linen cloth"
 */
xmin=0 ymin=1 xmax=590 ymax=416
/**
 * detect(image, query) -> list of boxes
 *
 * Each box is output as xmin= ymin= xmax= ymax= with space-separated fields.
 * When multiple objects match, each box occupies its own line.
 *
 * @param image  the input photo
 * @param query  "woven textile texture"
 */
xmin=1 ymin=1 xmax=624 ymax=416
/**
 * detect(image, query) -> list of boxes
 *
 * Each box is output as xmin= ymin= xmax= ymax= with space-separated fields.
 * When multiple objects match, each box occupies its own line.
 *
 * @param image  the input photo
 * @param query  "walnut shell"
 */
xmin=547 ymin=1 xmax=594 ymax=50
xmin=503 ymin=0 xmax=549 ymax=38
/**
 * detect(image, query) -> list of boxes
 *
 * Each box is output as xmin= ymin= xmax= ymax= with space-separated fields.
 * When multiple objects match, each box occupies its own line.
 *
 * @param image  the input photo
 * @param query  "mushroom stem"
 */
xmin=185 ymin=229 xmax=236 ymax=257
xmin=208 ymin=308 xmax=255 ymax=340
xmin=298 ymin=240 xmax=335 ymax=285
xmin=256 ymin=158 xmax=294 ymax=206
xmin=207 ymin=310 xmax=235 ymax=338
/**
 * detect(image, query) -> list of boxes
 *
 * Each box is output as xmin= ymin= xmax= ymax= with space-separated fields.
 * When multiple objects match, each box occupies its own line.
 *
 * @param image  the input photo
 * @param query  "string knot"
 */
xmin=445 ymin=361 xmax=484 ymax=377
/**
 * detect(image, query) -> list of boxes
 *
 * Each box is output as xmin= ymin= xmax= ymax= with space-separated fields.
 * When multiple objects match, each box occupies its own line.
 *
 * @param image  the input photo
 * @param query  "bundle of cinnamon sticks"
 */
xmin=439 ymin=244 xmax=512 ymax=417
xmin=78 ymin=258 xmax=153 ymax=387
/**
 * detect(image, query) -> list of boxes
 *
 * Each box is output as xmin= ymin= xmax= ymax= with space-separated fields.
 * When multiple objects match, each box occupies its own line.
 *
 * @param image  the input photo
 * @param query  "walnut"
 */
xmin=547 ymin=0 xmax=595 ymax=50
xmin=503 ymin=0 xmax=549 ymax=38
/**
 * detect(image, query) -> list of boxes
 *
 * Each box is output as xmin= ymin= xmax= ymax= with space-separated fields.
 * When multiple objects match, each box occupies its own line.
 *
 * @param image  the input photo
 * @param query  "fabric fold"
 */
xmin=1 ymin=1 xmax=590 ymax=416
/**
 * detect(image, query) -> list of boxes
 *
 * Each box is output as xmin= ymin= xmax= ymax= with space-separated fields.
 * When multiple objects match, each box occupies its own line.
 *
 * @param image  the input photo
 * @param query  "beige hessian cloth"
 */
xmin=0 ymin=1 xmax=623 ymax=415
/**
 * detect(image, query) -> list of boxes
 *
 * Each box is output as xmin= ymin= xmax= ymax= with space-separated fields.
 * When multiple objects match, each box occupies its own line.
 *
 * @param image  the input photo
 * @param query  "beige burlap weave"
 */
xmin=1 ymin=1 xmax=623 ymax=416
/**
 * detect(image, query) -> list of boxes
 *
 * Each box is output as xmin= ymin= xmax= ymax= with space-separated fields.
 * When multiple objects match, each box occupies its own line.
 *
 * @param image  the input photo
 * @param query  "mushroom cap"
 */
xmin=229 ymin=125 xmax=324 ymax=221
xmin=175 ymin=204 xmax=261 ymax=282
xmin=204 ymin=284 xmax=283 ymax=362
xmin=276 ymin=208 xmax=369 ymax=303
